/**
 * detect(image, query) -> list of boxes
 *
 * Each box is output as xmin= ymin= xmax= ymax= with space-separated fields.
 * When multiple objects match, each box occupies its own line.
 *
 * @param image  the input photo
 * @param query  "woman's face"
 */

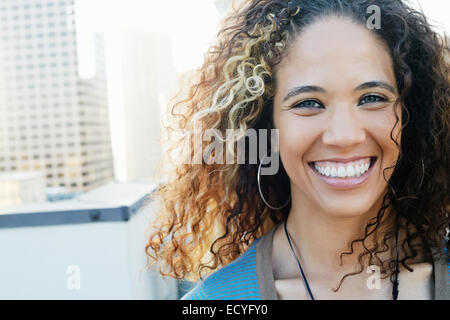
xmin=273 ymin=17 xmax=401 ymax=218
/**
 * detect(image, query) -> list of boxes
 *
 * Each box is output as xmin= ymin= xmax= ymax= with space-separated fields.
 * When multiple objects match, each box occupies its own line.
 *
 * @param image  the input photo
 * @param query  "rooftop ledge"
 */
xmin=0 ymin=180 xmax=157 ymax=228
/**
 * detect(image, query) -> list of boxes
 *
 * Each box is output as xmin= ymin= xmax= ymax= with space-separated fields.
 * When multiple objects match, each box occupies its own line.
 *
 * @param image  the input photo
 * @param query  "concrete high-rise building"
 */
xmin=0 ymin=171 xmax=46 ymax=207
xmin=113 ymin=30 xmax=176 ymax=183
xmin=0 ymin=0 xmax=114 ymax=195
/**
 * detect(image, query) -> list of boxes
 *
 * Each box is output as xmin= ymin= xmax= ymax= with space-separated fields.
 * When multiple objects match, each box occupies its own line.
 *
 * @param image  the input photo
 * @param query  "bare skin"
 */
xmin=272 ymin=221 xmax=434 ymax=300
xmin=271 ymin=16 xmax=434 ymax=300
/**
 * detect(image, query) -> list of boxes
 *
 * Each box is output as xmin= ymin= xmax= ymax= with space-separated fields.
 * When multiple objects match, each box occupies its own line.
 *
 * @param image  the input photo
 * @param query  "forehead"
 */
xmin=275 ymin=17 xmax=396 ymax=92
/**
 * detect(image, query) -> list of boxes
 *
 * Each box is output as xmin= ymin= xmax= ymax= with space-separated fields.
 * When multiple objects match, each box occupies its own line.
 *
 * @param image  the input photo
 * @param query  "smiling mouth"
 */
xmin=308 ymin=157 xmax=377 ymax=179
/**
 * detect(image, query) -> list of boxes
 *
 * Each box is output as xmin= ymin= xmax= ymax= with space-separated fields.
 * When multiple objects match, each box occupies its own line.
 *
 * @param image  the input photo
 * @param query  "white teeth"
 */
xmin=337 ymin=166 xmax=346 ymax=177
xmin=330 ymin=167 xmax=337 ymax=177
xmin=346 ymin=165 xmax=355 ymax=177
xmin=313 ymin=159 xmax=373 ymax=178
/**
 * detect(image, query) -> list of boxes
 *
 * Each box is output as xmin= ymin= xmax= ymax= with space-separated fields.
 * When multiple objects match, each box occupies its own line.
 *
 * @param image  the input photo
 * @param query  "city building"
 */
xmin=0 ymin=0 xmax=114 ymax=197
xmin=0 ymin=171 xmax=46 ymax=207
xmin=112 ymin=30 xmax=176 ymax=182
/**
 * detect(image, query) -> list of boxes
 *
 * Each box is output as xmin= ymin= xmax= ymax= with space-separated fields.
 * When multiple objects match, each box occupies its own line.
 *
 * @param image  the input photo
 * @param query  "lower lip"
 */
xmin=308 ymin=158 xmax=376 ymax=189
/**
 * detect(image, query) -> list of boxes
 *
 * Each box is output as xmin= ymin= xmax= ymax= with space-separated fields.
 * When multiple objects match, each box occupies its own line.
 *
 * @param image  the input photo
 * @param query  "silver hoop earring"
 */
xmin=257 ymin=154 xmax=291 ymax=210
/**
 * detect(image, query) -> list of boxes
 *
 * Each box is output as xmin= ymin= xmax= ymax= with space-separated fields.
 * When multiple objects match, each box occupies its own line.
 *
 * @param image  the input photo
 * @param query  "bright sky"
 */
xmin=75 ymin=0 xmax=448 ymax=76
xmin=413 ymin=0 xmax=449 ymax=35
xmin=75 ymin=0 xmax=220 ymax=75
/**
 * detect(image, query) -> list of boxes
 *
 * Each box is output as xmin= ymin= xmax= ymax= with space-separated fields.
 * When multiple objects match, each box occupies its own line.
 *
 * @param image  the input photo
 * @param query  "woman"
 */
xmin=145 ymin=0 xmax=449 ymax=300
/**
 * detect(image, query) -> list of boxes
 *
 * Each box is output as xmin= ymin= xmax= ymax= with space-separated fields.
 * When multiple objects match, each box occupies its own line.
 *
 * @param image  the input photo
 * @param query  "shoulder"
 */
xmin=181 ymin=238 xmax=262 ymax=300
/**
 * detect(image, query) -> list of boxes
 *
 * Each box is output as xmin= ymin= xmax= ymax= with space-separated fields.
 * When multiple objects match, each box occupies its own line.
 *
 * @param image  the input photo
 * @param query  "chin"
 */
xmin=316 ymin=195 xmax=381 ymax=219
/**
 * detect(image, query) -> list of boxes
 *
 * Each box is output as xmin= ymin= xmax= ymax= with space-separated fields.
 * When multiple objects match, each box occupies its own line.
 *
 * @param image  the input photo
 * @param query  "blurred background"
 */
xmin=0 ymin=0 xmax=447 ymax=299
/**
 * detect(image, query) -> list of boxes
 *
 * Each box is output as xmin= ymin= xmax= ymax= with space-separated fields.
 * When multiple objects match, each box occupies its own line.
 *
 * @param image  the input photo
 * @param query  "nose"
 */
xmin=322 ymin=105 xmax=366 ymax=148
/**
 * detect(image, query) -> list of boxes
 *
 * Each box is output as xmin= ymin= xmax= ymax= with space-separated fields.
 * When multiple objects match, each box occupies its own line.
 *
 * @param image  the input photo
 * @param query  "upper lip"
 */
xmin=309 ymin=156 xmax=376 ymax=164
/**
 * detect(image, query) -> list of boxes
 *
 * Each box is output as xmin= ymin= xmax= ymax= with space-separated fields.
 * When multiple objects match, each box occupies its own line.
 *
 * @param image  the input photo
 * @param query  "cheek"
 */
xmin=369 ymin=106 xmax=402 ymax=165
xmin=277 ymin=115 xmax=319 ymax=169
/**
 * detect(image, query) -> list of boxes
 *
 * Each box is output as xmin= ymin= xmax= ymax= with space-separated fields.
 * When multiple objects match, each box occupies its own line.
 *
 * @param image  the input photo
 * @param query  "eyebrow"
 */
xmin=282 ymin=85 xmax=326 ymax=102
xmin=354 ymin=81 xmax=397 ymax=94
xmin=283 ymin=81 xmax=397 ymax=102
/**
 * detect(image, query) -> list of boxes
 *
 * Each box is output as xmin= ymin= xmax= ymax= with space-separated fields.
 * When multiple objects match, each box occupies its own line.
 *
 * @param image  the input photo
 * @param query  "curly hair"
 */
xmin=144 ymin=0 xmax=450 ymax=289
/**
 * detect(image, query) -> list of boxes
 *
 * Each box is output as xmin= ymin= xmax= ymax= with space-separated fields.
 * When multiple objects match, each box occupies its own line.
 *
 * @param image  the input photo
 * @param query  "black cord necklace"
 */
xmin=283 ymin=220 xmax=400 ymax=300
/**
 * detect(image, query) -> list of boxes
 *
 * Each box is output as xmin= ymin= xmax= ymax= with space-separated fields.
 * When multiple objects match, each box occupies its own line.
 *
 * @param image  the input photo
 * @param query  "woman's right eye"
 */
xmin=291 ymin=99 xmax=324 ymax=109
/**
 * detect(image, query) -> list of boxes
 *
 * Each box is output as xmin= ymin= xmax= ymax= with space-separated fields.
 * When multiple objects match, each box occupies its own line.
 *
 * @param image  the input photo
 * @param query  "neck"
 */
xmin=285 ymin=186 xmax=395 ymax=276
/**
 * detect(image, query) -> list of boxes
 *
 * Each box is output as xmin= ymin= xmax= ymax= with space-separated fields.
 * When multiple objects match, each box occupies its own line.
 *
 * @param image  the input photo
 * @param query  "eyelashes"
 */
xmin=290 ymin=94 xmax=388 ymax=110
xmin=292 ymin=99 xmax=324 ymax=109
xmin=357 ymin=94 xmax=388 ymax=106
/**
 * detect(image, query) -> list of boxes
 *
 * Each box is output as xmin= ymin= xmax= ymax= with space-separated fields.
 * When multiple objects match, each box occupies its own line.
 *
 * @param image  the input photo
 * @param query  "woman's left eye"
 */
xmin=358 ymin=94 xmax=387 ymax=106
